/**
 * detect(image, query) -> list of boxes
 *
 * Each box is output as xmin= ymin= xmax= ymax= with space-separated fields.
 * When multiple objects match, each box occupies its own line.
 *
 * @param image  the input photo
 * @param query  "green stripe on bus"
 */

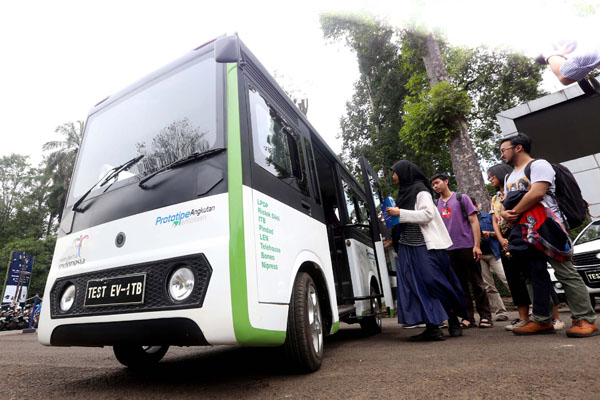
xmin=227 ymin=63 xmax=286 ymax=346
xmin=330 ymin=321 xmax=340 ymax=335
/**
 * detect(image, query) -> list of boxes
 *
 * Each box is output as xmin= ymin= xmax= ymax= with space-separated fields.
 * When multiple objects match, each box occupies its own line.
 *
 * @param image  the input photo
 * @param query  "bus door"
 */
xmin=359 ymin=157 xmax=396 ymax=316
xmin=337 ymin=170 xmax=383 ymax=320
xmin=311 ymin=145 xmax=353 ymax=309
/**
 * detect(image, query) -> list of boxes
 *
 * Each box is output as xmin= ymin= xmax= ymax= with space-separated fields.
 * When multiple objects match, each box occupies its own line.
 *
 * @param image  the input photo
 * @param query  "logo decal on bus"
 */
xmin=73 ymin=234 xmax=89 ymax=258
xmin=155 ymin=206 xmax=216 ymax=227
xmin=58 ymin=234 xmax=89 ymax=269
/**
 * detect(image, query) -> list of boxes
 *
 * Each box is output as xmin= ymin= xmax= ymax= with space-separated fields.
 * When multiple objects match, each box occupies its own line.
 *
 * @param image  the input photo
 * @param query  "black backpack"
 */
xmin=524 ymin=160 xmax=588 ymax=230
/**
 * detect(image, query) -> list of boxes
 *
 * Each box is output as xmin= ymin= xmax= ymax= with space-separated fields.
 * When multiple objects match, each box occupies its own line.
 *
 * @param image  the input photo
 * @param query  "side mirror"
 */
xmin=214 ymin=35 xmax=241 ymax=63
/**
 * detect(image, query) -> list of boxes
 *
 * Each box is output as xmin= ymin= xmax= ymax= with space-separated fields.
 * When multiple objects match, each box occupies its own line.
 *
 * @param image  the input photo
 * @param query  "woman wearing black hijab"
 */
xmin=386 ymin=161 xmax=466 ymax=341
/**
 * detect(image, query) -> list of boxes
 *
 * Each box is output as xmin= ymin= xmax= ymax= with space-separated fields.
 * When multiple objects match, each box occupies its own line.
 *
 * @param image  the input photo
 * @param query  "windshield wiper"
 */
xmin=138 ymin=148 xmax=226 ymax=189
xmin=72 ymin=154 xmax=145 ymax=213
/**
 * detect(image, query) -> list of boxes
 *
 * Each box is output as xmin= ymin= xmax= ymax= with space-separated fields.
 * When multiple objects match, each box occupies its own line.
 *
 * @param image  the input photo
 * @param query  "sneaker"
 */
xmin=512 ymin=320 xmax=555 ymax=336
xmin=403 ymin=323 xmax=426 ymax=329
xmin=496 ymin=314 xmax=509 ymax=322
xmin=438 ymin=322 xmax=448 ymax=329
xmin=552 ymin=319 xmax=566 ymax=331
xmin=505 ymin=318 xmax=526 ymax=331
xmin=566 ymin=319 xmax=600 ymax=338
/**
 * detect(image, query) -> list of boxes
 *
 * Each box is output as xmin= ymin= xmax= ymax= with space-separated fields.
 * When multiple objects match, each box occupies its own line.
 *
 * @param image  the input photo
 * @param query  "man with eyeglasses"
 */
xmin=500 ymin=133 xmax=598 ymax=338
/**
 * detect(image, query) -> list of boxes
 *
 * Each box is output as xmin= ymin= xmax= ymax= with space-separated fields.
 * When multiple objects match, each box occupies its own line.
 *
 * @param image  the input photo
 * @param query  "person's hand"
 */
xmin=501 ymin=209 xmax=520 ymax=224
xmin=482 ymin=231 xmax=491 ymax=239
xmin=386 ymin=207 xmax=400 ymax=217
xmin=383 ymin=239 xmax=392 ymax=249
xmin=473 ymin=246 xmax=482 ymax=262
xmin=501 ymin=238 xmax=509 ymax=251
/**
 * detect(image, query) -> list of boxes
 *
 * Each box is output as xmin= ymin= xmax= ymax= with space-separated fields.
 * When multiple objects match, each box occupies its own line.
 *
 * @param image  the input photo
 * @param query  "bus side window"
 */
xmin=342 ymin=179 xmax=372 ymax=237
xmin=248 ymin=86 xmax=308 ymax=196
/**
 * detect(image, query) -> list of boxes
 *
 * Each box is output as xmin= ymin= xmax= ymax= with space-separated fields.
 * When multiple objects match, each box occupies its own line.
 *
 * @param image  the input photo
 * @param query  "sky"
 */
xmin=1 ymin=0 xmax=598 ymax=166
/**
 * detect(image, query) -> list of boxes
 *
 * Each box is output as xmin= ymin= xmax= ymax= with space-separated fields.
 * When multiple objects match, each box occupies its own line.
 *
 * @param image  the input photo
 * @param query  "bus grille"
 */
xmin=50 ymin=253 xmax=212 ymax=319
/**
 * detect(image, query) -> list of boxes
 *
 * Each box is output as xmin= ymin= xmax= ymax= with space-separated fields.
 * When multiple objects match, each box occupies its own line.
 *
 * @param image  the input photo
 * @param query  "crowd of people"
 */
xmin=384 ymin=132 xmax=598 ymax=341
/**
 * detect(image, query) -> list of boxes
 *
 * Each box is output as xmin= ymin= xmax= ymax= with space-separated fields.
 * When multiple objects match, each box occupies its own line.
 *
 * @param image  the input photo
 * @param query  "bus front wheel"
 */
xmin=113 ymin=345 xmax=169 ymax=368
xmin=284 ymin=272 xmax=323 ymax=372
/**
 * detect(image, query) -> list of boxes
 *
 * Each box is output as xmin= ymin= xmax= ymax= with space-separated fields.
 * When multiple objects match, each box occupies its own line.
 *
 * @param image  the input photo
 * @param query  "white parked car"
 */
xmin=549 ymin=220 xmax=600 ymax=309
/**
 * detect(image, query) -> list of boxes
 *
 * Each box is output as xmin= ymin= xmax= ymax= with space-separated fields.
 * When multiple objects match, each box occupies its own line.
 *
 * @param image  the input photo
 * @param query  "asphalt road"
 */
xmin=0 ymin=309 xmax=599 ymax=400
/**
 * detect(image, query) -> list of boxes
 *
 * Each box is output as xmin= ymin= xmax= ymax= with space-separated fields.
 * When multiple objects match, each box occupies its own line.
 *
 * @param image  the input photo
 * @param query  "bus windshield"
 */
xmin=68 ymin=56 xmax=219 ymax=205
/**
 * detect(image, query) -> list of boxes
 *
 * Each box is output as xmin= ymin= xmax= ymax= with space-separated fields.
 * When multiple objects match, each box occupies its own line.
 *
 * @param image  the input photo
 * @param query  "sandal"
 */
xmin=479 ymin=318 xmax=493 ymax=328
xmin=459 ymin=319 xmax=473 ymax=329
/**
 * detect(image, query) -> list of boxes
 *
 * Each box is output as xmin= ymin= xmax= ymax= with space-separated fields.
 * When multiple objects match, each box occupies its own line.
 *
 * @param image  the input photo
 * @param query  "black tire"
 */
xmin=359 ymin=282 xmax=382 ymax=335
xmin=284 ymin=272 xmax=324 ymax=373
xmin=113 ymin=345 xmax=169 ymax=368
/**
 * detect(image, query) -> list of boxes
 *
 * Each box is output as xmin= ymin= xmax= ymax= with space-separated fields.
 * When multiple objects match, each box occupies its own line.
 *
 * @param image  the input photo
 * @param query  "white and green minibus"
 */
xmin=38 ymin=35 xmax=395 ymax=372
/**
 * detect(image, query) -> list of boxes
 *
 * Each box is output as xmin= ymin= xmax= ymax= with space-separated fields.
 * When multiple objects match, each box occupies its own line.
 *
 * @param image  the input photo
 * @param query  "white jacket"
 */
xmin=398 ymin=191 xmax=453 ymax=250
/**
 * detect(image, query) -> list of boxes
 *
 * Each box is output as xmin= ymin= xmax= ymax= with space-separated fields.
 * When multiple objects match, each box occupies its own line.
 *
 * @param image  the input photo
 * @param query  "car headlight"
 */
xmin=168 ymin=267 xmax=195 ymax=302
xmin=59 ymin=283 xmax=76 ymax=311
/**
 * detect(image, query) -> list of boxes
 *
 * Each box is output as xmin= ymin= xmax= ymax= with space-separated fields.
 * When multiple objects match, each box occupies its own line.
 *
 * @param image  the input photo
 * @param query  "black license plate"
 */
xmin=84 ymin=274 xmax=146 ymax=307
xmin=585 ymin=270 xmax=600 ymax=284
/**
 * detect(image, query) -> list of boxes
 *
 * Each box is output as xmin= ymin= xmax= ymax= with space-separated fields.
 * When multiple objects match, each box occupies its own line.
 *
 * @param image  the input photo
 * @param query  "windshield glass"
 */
xmin=69 ymin=56 xmax=218 ymax=203
xmin=575 ymin=221 xmax=600 ymax=245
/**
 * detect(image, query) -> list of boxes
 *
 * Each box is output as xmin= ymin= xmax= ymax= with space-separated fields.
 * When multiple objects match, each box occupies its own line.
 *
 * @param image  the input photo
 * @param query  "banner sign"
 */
xmin=2 ymin=251 xmax=34 ymax=306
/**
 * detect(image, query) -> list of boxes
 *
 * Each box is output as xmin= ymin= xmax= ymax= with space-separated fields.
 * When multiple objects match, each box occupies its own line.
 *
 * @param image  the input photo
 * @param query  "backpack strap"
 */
xmin=455 ymin=192 xmax=468 ymax=220
xmin=524 ymin=159 xmax=553 ymax=196
xmin=525 ymin=159 xmax=571 ymax=229
xmin=523 ymin=159 xmax=536 ymax=183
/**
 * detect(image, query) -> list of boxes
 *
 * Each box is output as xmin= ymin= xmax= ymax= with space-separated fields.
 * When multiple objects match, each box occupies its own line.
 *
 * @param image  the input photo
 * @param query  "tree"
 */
xmin=400 ymin=32 xmax=545 ymax=210
xmin=0 ymin=154 xmax=39 ymax=245
xmin=43 ymin=121 xmax=84 ymax=228
xmin=321 ymin=14 xmax=545 ymax=205
xmin=409 ymin=32 xmax=490 ymax=210
xmin=320 ymin=14 xmax=448 ymax=196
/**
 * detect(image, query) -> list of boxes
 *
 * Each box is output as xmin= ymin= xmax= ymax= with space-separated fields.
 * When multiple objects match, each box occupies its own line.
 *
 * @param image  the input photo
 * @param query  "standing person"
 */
xmin=488 ymin=163 xmax=532 ymax=330
xmin=385 ymin=161 xmax=466 ymax=341
xmin=488 ymin=163 xmax=566 ymax=332
xmin=500 ymin=133 xmax=598 ymax=337
xmin=429 ymin=174 xmax=493 ymax=329
xmin=471 ymin=196 xmax=509 ymax=322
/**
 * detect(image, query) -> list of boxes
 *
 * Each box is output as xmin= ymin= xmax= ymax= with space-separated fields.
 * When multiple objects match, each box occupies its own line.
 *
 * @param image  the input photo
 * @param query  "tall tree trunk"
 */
xmin=421 ymin=33 xmax=490 ymax=212
xmin=364 ymin=75 xmax=381 ymax=134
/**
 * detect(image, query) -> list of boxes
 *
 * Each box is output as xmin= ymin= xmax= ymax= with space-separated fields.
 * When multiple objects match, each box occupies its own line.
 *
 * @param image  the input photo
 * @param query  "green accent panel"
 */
xmin=227 ymin=63 xmax=285 ymax=346
xmin=330 ymin=321 xmax=340 ymax=335
xmin=389 ymin=308 xmax=396 ymax=318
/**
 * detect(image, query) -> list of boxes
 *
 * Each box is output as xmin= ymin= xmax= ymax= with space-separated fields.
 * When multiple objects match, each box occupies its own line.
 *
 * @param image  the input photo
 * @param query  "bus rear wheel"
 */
xmin=359 ymin=283 xmax=382 ymax=335
xmin=284 ymin=272 xmax=323 ymax=373
xmin=113 ymin=345 xmax=169 ymax=368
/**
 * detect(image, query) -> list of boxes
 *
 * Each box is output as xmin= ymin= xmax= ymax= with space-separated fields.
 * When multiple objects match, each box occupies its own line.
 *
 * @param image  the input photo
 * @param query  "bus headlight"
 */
xmin=59 ymin=283 xmax=76 ymax=312
xmin=168 ymin=267 xmax=195 ymax=302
